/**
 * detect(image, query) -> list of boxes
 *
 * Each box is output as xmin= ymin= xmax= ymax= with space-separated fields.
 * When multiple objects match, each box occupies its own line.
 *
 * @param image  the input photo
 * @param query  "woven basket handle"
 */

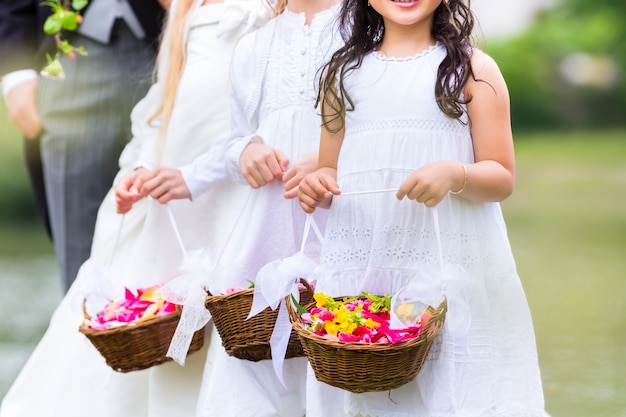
xmin=298 ymin=278 xmax=314 ymax=298
xmin=81 ymin=298 xmax=92 ymax=321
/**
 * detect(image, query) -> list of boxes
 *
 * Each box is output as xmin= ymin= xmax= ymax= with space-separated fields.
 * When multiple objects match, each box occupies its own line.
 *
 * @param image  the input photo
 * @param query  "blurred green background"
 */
xmin=1 ymin=0 xmax=625 ymax=414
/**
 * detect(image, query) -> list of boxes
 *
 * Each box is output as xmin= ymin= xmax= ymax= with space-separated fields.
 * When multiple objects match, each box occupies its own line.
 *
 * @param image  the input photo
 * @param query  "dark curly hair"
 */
xmin=317 ymin=0 xmax=476 ymax=132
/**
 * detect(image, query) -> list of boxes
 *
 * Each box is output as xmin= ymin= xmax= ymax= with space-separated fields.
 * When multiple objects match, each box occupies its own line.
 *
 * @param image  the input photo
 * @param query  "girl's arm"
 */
xmin=141 ymin=30 xmax=276 ymax=204
xmin=461 ymin=49 xmax=515 ymax=202
xmin=397 ymin=50 xmax=515 ymax=206
xmin=224 ymin=30 xmax=289 ymax=189
xmin=298 ymin=96 xmax=344 ymax=213
xmin=223 ymin=32 xmax=262 ymax=184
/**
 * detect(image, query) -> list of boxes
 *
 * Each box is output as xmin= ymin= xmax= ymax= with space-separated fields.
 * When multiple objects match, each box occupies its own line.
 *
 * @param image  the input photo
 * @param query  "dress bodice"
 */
xmin=163 ymin=0 xmax=268 ymax=167
xmin=338 ymin=44 xmax=473 ymax=191
xmin=262 ymin=6 xmax=339 ymax=114
xmin=308 ymin=44 xmax=545 ymax=417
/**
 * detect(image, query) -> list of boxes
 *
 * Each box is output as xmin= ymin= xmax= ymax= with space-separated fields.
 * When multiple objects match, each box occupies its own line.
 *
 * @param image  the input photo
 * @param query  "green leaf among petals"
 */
xmin=362 ymin=292 xmax=391 ymax=313
xmin=291 ymin=294 xmax=308 ymax=315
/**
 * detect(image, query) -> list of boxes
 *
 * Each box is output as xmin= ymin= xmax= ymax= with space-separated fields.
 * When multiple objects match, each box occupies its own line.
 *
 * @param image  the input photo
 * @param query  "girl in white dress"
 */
xmin=0 ymin=1 xmax=269 ymax=416
xmin=149 ymin=0 xmax=342 ymax=415
xmin=298 ymin=0 xmax=545 ymax=416
xmin=196 ymin=0 xmax=343 ymax=414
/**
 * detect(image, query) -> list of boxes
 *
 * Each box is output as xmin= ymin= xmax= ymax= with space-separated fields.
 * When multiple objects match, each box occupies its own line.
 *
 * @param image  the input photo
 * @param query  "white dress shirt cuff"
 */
xmin=2 ymin=70 xmax=38 ymax=99
xmin=179 ymin=164 xmax=206 ymax=201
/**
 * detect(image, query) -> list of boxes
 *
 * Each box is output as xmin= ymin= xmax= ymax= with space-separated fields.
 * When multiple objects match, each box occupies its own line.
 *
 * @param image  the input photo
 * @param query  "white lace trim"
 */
xmin=347 ymin=408 xmax=548 ymax=417
xmin=321 ymin=223 xmax=492 ymax=275
xmin=262 ymin=5 xmax=340 ymax=111
xmin=349 ymin=118 xmax=469 ymax=136
xmin=372 ymin=42 xmax=442 ymax=62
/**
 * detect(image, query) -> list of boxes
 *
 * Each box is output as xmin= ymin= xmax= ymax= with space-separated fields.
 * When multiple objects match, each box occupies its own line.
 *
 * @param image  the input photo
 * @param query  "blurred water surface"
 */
xmin=0 ymin=256 xmax=61 ymax=401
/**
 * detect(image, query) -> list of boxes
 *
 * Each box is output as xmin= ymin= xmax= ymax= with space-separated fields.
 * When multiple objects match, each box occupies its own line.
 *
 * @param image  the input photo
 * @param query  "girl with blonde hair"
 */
xmin=0 ymin=0 xmax=270 ymax=416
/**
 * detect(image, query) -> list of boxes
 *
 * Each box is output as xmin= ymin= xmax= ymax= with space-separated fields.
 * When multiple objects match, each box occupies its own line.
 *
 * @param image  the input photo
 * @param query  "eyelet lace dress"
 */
xmin=194 ymin=5 xmax=343 ymax=417
xmin=305 ymin=44 xmax=545 ymax=417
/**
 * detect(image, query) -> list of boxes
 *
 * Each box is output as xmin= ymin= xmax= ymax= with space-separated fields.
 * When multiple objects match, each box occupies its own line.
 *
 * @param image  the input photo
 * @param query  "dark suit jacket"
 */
xmin=0 ymin=0 xmax=165 ymax=75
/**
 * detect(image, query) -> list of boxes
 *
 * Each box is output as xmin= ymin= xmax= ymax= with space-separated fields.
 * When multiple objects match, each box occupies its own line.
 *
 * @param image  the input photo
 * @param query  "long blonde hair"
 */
xmin=149 ymin=0 xmax=196 ymax=164
xmin=272 ymin=0 xmax=288 ymax=15
xmin=149 ymin=0 xmax=286 ymax=163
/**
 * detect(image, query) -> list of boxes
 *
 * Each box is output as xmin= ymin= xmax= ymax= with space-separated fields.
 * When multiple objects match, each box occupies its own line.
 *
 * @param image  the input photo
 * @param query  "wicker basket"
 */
xmin=79 ymin=301 xmax=205 ymax=373
xmin=205 ymin=279 xmax=313 ymax=362
xmin=288 ymin=294 xmax=447 ymax=393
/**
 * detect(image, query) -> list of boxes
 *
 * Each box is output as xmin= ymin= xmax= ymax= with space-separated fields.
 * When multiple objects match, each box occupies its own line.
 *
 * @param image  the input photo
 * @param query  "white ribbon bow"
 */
xmin=389 ymin=263 xmax=471 ymax=339
xmin=389 ymin=208 xmax=471 ymax=344
xmin=158 ymin=248 xmax=214 ymax=366
xmin=74 ymin=214 xmax=126 ymax=316
xmin=150 ymin=205 xmax=214 ymax=365
xmin=246 ymin=214 xmax=323 ymax=385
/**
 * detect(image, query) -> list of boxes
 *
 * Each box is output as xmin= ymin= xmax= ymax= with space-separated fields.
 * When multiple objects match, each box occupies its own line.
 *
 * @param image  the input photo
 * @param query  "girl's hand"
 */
xmin=115 ymin=168 xmax=151 ymax=214
xmin=283 ymin=151 xmax=318 ymax=199
xmin=396 ymin=160 xmax=465 ymax=207
xmin=139 ymin=167 xmax=191 ymax=204
xmin=298 ymin=168 xmax=340 ymax=213
xmin=240 ymin=142 xmax=289 ymax=189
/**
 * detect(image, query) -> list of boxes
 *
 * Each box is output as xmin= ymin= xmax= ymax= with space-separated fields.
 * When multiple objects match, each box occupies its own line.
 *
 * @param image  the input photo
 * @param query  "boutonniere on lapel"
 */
xmin=40 ymin=0 xmax=90 ymax=79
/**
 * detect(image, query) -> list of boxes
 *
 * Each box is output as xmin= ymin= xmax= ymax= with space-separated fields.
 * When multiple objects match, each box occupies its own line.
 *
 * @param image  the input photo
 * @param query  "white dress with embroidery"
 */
xmin=305 ymin=44 xmax=545 ymax=417
xmin=0 ymin=2 xmax=269 ymax=416
xmin=195 ymin=5 xmax=341 ymax=417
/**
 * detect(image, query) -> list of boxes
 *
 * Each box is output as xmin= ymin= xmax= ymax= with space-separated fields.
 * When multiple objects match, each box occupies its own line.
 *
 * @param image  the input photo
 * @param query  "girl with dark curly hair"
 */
xmin=298 ymin=0 xmax=545 ymax=415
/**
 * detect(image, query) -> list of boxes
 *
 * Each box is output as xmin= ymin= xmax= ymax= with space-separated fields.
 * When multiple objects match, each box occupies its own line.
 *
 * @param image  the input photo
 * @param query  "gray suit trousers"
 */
xmin=37 ymin=21 xmax=156 ymax=292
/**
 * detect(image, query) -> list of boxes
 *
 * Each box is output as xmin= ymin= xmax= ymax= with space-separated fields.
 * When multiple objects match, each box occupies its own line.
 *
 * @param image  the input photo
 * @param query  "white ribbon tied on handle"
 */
xmin=155 ymin=205 xmax=214 ymax=366
xmin=159 ymin=248 xmax=214 ymax=366
xmin=246 ymin=213 xmax=323 ymax=385
xmin=389 ymin=207 xmax=472 ymax=355
xmin=388 ymin=263 xmax=471 ymax=339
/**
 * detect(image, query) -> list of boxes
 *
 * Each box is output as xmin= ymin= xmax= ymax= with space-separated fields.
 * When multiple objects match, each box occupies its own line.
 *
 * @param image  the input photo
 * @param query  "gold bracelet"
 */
xmin=449 ymin=162 xmax=468 ymax=195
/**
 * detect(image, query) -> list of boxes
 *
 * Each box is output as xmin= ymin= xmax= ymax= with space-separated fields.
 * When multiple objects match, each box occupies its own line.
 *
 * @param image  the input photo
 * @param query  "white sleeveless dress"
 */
xmin=305 ymin=44 xmax=545 ymax=417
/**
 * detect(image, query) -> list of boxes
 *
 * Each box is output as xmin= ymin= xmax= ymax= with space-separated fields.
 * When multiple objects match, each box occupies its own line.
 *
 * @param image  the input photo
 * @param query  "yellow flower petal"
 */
xmin=314 ymin=292 xmax=328 ymax=307
xmin=139 ymin=286 xmax=159 ymax=302
xmin=364 ymin=318 xmax=378 ymax=329
xmin=396 ymin=303 xmax=414 ymax=321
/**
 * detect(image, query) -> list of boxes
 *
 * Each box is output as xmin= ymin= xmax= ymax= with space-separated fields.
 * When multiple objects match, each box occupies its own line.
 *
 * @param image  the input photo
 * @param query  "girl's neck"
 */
xmin=287 ymin=0 xmax=339 ymax=25
xmin=377 ymin=20 xmax=436 ymax=58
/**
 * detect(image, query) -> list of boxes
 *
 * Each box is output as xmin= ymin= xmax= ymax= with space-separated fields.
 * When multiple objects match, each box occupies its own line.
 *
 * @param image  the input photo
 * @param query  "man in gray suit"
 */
xmin=0 ymin=0 xmax=167 ymax=292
